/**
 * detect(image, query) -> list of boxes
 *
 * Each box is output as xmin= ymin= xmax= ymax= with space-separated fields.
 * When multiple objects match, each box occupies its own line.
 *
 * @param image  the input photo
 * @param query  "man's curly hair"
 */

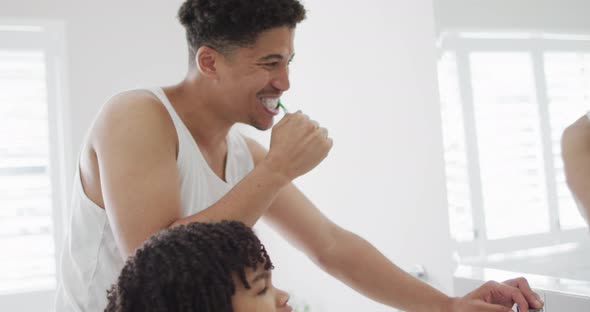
xmin=105 ymin=221 xmax=274 ymax=312
xmin=177 ymin=0 xmax=306 ymax=64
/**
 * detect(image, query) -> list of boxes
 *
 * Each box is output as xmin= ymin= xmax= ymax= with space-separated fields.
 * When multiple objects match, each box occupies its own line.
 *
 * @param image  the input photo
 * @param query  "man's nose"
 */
xmin=275 ymin=287 xmax=290 ymax=307
xmin=272 ymin=65 xmax=290 ymax=91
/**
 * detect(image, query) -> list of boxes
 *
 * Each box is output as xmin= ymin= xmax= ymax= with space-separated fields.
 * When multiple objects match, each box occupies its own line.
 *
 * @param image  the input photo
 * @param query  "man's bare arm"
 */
xmin=562 ymin=115 xmax=590 ymax=223
xmin=92 ymin=91 xmax=183 ymax=258
xmin=242 ymin=138 xmax=452 ymax=312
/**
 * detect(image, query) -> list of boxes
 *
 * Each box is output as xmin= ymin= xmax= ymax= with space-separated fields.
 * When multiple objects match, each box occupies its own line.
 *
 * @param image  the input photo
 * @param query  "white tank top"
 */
xmin=55 ymin=87 xmax=255 ymax=311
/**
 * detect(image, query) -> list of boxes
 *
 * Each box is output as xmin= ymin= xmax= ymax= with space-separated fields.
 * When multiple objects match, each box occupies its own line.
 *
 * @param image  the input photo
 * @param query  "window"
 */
xmin=0 ymin=21 xmax=69 ymax=309
xmin=438 ymin=33 xmax=590 ymax=257
xmin=0 ymin=50 xmax=55 ymax=293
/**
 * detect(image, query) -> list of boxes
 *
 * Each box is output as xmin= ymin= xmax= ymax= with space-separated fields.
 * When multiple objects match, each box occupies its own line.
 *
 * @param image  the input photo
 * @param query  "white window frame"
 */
xmin=439 ymin=32 xmax=590 ymax=259
xmin=0 ymin=19 xmax=71 ymax=310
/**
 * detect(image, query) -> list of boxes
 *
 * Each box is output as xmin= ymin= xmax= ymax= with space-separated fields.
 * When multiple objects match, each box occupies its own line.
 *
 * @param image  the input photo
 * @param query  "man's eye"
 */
xmin=264 ymin=62 xmax=279 ymax=67
xmin=257 ymin=287 xmax=268 ymax=295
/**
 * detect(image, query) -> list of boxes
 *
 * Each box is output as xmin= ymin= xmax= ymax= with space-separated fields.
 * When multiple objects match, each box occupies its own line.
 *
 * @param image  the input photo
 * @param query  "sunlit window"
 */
xmin=438 ymin=51 xmax=474 ymax=242
xmin=470 ymin=52 xmax=550 ymax=239
xmin=0 ymin=50 xmax=56 ymax=293
xmin=438 ymin=33 xmax=589 ymax=255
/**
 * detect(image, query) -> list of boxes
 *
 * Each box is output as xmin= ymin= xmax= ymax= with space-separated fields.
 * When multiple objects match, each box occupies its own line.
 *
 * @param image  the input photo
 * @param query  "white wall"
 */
xmin=434 ymin=0 xmax=590 ymax=34
xmin=1 ymin=0 xmax=453 ymax=311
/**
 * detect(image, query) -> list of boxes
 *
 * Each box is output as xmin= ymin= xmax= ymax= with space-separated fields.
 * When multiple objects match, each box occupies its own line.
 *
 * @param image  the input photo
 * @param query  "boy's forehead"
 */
xmin=231 ymin=266 xmax=268 ymax=289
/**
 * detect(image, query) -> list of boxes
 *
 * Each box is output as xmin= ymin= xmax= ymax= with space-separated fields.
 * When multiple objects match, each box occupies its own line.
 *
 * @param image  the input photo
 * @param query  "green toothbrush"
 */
xmin=277 ymin=99 xmax=288 ymax=114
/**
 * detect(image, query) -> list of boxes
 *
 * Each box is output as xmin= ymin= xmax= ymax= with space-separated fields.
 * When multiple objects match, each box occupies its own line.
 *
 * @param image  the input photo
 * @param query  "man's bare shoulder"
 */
xmin=241 ymin=135 xmax=268 ymax=164
xmin=563 ymin=115 xmax=590 ymax=147
xmin=89 ymin=89 xmax=177 ymax=153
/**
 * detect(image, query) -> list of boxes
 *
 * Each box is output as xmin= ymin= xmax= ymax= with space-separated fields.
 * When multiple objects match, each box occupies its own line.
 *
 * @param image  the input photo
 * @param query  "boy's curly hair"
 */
xmin=177 ymin=0 xmax=306 ymax=63
xmin=105 ymin=221 xmax=273 ymax=312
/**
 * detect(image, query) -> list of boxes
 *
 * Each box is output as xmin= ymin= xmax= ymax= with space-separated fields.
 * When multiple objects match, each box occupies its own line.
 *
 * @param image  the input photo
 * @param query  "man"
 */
xmin=562 ymin=112 xmax=590 ymax=225
xmin=56 ymin=0 xmax=545 ymax=311
xmin=105 ymin=221 xmax=291 ymax=312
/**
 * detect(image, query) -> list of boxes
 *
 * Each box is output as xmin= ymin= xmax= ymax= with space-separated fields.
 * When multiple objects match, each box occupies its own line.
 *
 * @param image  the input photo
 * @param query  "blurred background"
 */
xmin=0 ymin=0 xmax=588 ymax=311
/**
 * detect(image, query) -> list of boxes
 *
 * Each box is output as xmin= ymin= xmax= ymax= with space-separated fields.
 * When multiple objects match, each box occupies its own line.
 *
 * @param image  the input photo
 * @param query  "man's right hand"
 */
xmin=448 ymin=278 xmax=544 ymax=312
xmin=263 ymin=111 xmax=333 ymax=181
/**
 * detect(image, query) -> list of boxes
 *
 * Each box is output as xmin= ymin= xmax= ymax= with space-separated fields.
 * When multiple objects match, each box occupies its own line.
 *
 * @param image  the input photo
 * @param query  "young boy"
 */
xmin=105 ymin=221 xmax=291 ymax=312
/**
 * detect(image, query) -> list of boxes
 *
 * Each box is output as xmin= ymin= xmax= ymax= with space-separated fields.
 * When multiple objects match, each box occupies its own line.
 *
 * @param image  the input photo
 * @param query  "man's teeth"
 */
xmin=261 ymin=98 xmax=279 ymax=110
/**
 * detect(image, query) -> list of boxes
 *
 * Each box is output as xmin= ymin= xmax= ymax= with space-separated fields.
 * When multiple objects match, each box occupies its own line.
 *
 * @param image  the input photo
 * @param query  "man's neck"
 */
xmin=163 ymin=77 xmax=232 ymax=150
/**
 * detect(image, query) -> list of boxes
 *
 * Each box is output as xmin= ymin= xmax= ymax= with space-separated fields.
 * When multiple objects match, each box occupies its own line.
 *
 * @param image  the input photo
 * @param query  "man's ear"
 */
xmin=195 ymin=46 xmax=220 ymax=78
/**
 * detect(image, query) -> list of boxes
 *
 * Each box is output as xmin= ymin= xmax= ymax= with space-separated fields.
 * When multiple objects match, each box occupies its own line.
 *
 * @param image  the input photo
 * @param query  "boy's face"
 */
xmin=231 ymin=266 xmax=292 ymax=312
xmin=215 ymin=26 xmax=295 ymax=130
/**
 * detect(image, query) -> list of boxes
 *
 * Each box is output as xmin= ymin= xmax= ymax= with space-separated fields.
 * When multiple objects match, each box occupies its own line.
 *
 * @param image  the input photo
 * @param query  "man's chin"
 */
xmin=249 ymin=118 xmax=274 ymax=131
xmin=251 ymin=124 xmax=273 ymax=131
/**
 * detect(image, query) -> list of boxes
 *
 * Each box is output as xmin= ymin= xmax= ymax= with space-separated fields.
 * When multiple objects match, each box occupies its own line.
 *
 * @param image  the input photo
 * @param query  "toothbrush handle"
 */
xmin=278 ymin=102 xmax=289 ymax=114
